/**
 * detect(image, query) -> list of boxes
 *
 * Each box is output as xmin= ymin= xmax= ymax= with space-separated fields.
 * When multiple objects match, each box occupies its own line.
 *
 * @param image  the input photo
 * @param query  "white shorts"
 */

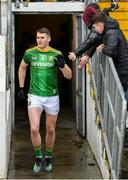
xmin=27 ymin=94 xmax=60 ymax=115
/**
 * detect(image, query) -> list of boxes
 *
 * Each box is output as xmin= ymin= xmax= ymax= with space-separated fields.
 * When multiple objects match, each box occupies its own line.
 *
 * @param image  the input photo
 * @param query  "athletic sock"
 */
xmin=45 ymin=147 xmax=53 ymax=158
xmin=34 ymin=145 xmax=43 ymax=159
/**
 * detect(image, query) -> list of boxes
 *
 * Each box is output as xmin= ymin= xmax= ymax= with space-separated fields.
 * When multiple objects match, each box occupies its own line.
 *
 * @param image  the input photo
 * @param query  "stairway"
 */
xmin=98 ymin=1 xmax=128 ymax=41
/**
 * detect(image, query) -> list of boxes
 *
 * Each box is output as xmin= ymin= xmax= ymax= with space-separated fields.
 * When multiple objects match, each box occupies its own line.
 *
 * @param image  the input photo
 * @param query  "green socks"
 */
xmin=34 ymin=146 xmax=53 ymax=158
xmin=34 ymin=145 xmax=42 ymax=158
xmin=45 ymin=147 xmax=53 ymax=158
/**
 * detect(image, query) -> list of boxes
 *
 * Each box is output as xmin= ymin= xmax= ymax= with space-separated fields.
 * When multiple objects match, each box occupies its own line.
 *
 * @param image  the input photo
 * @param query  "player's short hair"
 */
xmin=36 ymin=27 xmax=51 ymax=36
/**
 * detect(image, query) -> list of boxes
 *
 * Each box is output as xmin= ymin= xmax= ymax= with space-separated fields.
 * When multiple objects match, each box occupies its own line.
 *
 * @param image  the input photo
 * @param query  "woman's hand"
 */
xmin=96 ymin=44 xmax=105 ymax=53
xmin=68 ymin=52 xmax=77 ymax=61
xmin=80 ymin=55 xmax=90 ymax=68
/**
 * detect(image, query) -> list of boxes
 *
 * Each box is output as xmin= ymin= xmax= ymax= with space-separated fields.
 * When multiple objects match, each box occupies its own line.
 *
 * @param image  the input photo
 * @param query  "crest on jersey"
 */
xmin=49 ymin=56 xmax=54 ymax=61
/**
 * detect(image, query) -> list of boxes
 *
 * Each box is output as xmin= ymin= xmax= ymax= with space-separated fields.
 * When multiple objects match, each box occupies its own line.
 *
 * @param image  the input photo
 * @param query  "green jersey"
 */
xmin=23 ymin=46 xmax=62 ymax=96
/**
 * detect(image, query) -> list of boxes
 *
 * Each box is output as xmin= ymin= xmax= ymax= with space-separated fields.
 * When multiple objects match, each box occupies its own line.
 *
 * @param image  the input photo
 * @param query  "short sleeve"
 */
xmin=57 ymin=51 xmax=62 ymax=56
xmin=23 ymin=50 xmax=30 ymax=64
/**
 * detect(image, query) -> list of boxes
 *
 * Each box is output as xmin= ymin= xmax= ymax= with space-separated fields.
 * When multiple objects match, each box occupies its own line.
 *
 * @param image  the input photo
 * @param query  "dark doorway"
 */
xmin=15 ymin=14 xmax=73 ymax=116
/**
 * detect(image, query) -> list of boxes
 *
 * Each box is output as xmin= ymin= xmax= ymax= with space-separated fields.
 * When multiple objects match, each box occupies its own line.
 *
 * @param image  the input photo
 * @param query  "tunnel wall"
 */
xmin=0 ymin=35 xmax=12 ymax=179
xmin=0 ymin=1 xmax=13 ymax=178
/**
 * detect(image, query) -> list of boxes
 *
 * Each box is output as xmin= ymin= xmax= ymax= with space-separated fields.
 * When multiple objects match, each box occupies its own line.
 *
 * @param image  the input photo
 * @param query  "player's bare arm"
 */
xmin=60 ymin=64 xmax=72 ymax=80
xmin=18 ymin=60 xmax=28 ymax=88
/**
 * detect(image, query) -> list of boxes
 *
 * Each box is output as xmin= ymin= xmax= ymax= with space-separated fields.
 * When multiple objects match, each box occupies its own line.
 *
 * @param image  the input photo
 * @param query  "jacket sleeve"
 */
xmin=85 ymin=45 xmax=97 ymax=58
xmin=73 ymin=31 xmax=102 ymax=57
xmin=102 ymin=29 xmax=118 ymax=57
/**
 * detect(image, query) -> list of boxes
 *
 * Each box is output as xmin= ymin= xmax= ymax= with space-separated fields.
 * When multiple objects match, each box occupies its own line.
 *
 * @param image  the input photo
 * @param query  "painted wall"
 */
xmin=0 ymin=36 xmax=12 ymax=178
xmin=0 ymin=1 xmax=13 ymax=178
xmin=1 ymin=0 xmax=8 ymax=35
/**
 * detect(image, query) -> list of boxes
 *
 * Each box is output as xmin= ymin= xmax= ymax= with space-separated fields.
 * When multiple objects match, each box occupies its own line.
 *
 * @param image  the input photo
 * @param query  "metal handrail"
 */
xmin=89 ymin=53 xmax=127 ymax=179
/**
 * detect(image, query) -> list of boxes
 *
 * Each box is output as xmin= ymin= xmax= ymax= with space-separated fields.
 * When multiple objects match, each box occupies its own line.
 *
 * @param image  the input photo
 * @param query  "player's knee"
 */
xmin=47 ymin=126 xmax=55 ymax=135
xmin=31 ymin=126 xmax=39 ymax=135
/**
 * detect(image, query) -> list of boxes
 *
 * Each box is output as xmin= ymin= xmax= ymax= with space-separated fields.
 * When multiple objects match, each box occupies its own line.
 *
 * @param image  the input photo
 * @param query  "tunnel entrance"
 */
xmin=13 ymin=11 xmax=86 ymax=142
xmin=14 ymin=13 xmax=86 ymax=138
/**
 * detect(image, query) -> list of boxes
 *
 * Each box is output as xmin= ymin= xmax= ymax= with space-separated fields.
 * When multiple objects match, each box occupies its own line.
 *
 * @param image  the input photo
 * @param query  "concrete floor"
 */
xmin=7 ymin=105 xmax=102 ymax=179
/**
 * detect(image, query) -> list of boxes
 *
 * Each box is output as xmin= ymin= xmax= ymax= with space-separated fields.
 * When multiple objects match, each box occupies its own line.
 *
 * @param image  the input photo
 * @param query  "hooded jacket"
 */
xmin=73 ymin=30 xmax=102 ymax=57
xmin=73 ymin=17 xmax=119 ymax=58
xmin=73 ymin=5 xmax=111 ymax=57
xmin=102 ymin=16 xmax=128 ymax=91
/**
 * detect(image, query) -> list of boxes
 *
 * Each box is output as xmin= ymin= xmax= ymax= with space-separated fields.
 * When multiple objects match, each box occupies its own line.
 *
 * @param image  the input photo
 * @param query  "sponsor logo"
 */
xmin=31 ymin=62 xmax=54 ymax=67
